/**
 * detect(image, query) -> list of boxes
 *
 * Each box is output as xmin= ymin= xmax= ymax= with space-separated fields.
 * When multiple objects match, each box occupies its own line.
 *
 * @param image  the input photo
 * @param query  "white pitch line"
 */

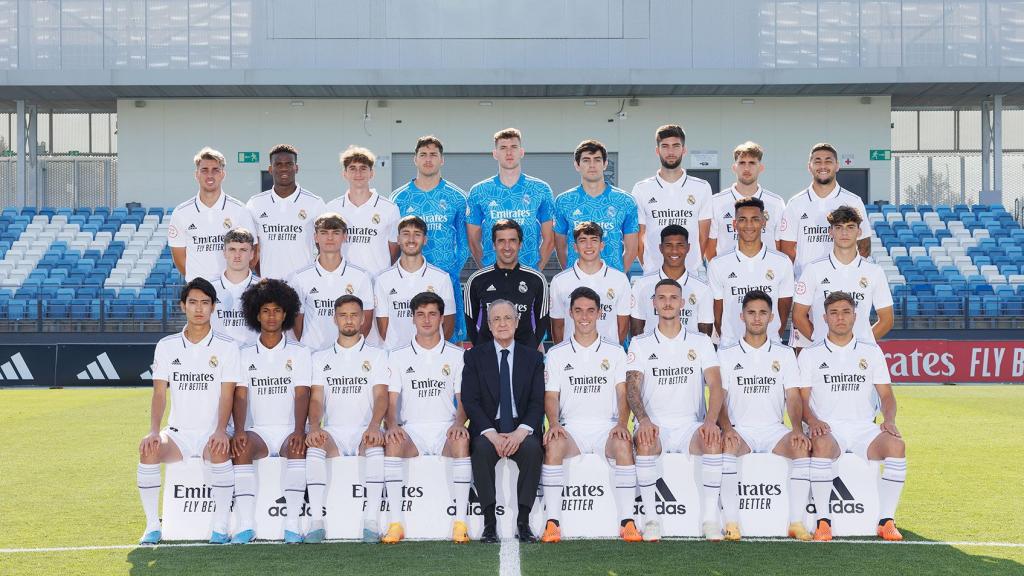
xmin=499 ymin=537 xmax=522 ymax=576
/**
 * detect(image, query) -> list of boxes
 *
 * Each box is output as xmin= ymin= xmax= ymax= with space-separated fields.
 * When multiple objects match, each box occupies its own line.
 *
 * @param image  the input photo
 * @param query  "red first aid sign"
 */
xmin=878 ymin=340 xmax=1024 ymax=383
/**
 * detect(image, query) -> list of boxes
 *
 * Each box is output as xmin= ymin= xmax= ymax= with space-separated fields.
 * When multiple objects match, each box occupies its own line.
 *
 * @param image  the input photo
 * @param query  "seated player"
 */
xmin=626 ymin=279 xmax=724 ymax=542
xmin=799 ymin=291 xmax=907 ymax=542
xmin=541 ymin=287 xmax=640 ymax=543
xmin=381 ymin=292 xmax=471 ymax=544
xmin=230 ymin=278 xmax=311 ymax=544
xmin=305 ymin=295 xmax=390 ymax=543
xmin=136 ymin=278 xmax=240 ymax=545
xmin=717 ymin=290 xmax=812 ymax=541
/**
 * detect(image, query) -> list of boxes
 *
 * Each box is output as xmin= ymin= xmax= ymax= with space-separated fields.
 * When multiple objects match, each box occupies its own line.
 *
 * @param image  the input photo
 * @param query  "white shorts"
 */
xmin=734 ymin=423 xmax=790 ymax=454
xmin=248 ymin=425 xmax=293 ymax=457
xmin=325 ymin=425 xmax=365 ymax=457
xmin=404 ymin=422 xmax=450 ymax=456
xmin=655 ymin=420 xmax=702 ymax=454
xmin=563 ymin=421 xmax=616 ymax=455
xmin=829 ymin=420 xmax=882 ymax=461
xmin=163 ymin=426 xmax=215 ymax=460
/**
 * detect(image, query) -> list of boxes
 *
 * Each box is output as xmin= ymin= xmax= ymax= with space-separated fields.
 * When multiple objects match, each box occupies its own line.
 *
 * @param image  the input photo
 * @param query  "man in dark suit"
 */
xmin=461 ymin=299 xmax=545 ymax=543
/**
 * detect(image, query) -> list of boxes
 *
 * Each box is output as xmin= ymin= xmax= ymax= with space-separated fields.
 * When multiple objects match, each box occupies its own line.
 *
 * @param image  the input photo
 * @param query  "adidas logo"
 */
xmin=819 ymin=362 xmax=829 ymax=369
xmin=389 ymin=288 xmax=398 ymax=295
xmin=75 ymin=352 xmax=121 ymax=381
xmin=405 ymin=366 xmax=415 ymax=374
xmin=648 ymin=353 xmax=658 ymax=360
xmin=188 ymin=223 xmax=198 ymax=230
xmin=248 ymin=364 xmax=258 ymax=371
xmin=140 ymin=370 xmax=153 ymax=380
xmin=807 ymin=477 xmax=865 ymax=515
xmin=648 ymin=197 xmax=657 ymax=203
xmin=633 ymin=478 xmax=684 ymax=515
xmin=323 ymin=364 xmax=332 ymax=371
xmin=310 ymin=287 xmax=319 ymax=294
xmin=724 ymin=212 xmax=732 ymax=219
xmin=821 ymin=278 xmax=830 ymax=285
xmin=800 ymin=213 xmax=809 ymax=220
xmin=172 ymin=359 xmax=182 ymax=366
xmin=0 ymin=352 xmax=34 ymax=381
xmin=728 ymin=272 xmax=738 ymax=279
xmin=259 ymin=212 xmax=268 ymax=219
xmin=734 ymin=363 xmax=743 ymax=370
xmin=564 ymin=364 xmax=574 ymax=371
xmin=486 ymin=285 xmax=496 ymax=292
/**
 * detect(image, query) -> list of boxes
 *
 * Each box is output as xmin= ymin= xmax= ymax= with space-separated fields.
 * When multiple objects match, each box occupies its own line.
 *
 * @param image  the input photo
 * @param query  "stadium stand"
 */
xmin=1 ymin=203 xmax=1023 ymax=332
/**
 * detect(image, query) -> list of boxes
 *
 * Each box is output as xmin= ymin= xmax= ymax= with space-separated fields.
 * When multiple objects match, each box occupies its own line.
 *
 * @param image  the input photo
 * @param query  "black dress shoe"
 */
xmin=479 ymin=525 xmax=499 ymax=544
xmin=516 ymin=523 xmax=538 ymax=543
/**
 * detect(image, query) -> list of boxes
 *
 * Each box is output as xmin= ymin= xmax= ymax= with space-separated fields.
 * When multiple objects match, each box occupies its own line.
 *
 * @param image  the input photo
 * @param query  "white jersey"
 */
xmin=545 ymin=336 xmax=627 ymax=424
xmin=211 ymin=272 xmax=259 ymax=346
xmin=247 ymin=187 xmax=326 ymax=280
xmin=238 ymin=336 xmax=311 ymax=429
xmin=707 ymin=246 xmax=795 ymax=344
xmin=550 ymin=262 xmax=630 ymax=344
xmin=794 ymin=253 xmax=893 ymax=343
xmin=630 ymin=269 xmax=713 ymax=334
xmin=151 ymin=328 xmax=241 ymax=432
xmin=373 ymin=260 xmax=455 ymax=350
xmin=708 ymin=186 xmax=786 ymax=255
xmin=290 ymin=260 xmax=375 ymax=352
xmin=777 ymin=184 xmax=873 ymax=274
xmin=719 ymin=339 xmax=802 ymax=428
xmin=167 ymin=192 xmax=258 ymax=282
xmin=311 ymin=337 xmax=389 ymax=428
xmin=631 ymin=172 xmax=713 ymax=275
xmin=324 ymin=190 xmax=400 ymax=278
xmin=798 ymin=337 xmax=891 ymax=424
xmin=626 ymin=327 xmax=718 ymax=425
xmin=387 ymin=338 xmax=464 ymax=425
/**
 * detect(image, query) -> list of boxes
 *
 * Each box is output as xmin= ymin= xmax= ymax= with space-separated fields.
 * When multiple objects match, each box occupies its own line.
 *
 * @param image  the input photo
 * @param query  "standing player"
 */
xmin=706 ymin=142 xmax=786 ymax=259
xmin=246 ymin=144 xmax=326 ymax=280
xmin=291 ymin=214 xmax=375 ymax=351
xmin=541 ymin=287 xmax=641 ymax=543
xmin=707 ymin=197 xmax=794 ymax=346
xmin=324 ymin=146 xmax=400 ymax=278
xmin=549 ymin=222 xmax=630 ymax=345
xmin=792 ymin=206 xmax=893 ymax=345
xmin=778 ymin=143 xmax=873 ymax=276
xmin=798 ymin=292 xmax=907 ymax=542
xmin=137 ymin=278 xmax=240 ymax=545
xmin=169 ymin=147 xmax=258 ymax=282
xmin=553 ymin=140 xmax=639 ymax=271
xmin=374 ymin=216 xmax=456 ymax=349
xmin=716 ymin=290 xmax=812 ymax=542
xmin=630 ymin=225 xmax=713 ymax=337
xmin=467 ymin=128 xmax=555 ymax=271
xmin=212 ymin=228 xmax=259 ymax=345
xmin=631 ymin=125 xmax=712 ymax=277
xmin=306 ymin=295 xmax=390 ymax=543
xmin=381 ymin=293 xmax=471 ymax=544
xmin=463 ymin=220 xmax=550 ymax=348
xmin=392 ymin=136 xmax=469 ymax=343
xmin=230 ymin=279 xmax=311 ymax=544
xmin=626 ymin=279 xmax=724 ymax=541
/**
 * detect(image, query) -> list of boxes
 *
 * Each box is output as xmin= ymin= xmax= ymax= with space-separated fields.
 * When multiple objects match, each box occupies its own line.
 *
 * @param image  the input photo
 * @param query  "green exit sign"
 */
xmin=0 ymin=150 xmax=14 ymax=157
xmin=237 ymin=151 xmax=260 ymax=163
xmin=870 ymin=149 xmax=891 ymax=161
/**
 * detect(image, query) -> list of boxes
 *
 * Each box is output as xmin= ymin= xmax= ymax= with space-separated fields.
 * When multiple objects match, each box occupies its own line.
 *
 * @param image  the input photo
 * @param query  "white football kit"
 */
xmin=794 ymin=253 xmax=893 ymax=343
xmin=373 ymin=260 xmax=455 ymax=350
xmin=630 ymin=269 xmax=713 ymax=334
xmin=290 ymin=260 xmax=375 ymax=352
xmin=777 ymin=184 xmax=873 ymax=276
xmin=238 ymin=337 xmax=312 ymax=456
xmin=708 ymin=186 xmax=786 ymax=256
xmin=707 ymin=246 xmax=795 ymax=345
xmin=311 ymin=337 xmax=389 ymax=455
xmin=549 ymin=262 xmax=630 ymax=344
xmin=211 ymin=272 xmax=259 ymax=346
xmin=631 ymin=172 xmax=713 ymax=276
xmin=246 ymin=187 xmax=326 ymax=280
xmin=387 ymin=338 xmax=465 ymax=455
xmin=168 ymin=192 xmax=258 ymax=282
xmin=718 ymin=339 xmax=802 ymax=453
xmin=323 ymin=190 xmax=400 ymax=278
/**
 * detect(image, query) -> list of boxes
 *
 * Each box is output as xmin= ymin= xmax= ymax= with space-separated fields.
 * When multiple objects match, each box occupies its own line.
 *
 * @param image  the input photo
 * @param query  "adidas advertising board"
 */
xmin=0 ymin=345 xmax=54 ymax=386
xmin=56 ymin=344 xmax=158 ymax=386
xmin=804 ymin=454 xmax=880 ymax=536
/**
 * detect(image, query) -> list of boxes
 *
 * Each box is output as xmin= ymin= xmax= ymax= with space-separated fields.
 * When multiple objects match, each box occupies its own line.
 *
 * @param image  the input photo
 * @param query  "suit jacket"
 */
xmin=461 ymin=340 xmax=545 ymax=439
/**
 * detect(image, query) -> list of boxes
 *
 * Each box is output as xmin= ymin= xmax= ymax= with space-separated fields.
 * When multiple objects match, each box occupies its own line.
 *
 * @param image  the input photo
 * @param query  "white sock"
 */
xmin=788 ymin=458 xmax=811 ymax=523
xmin=878 ymin=457 xmax=907 ymax=521
xmin=452 ymin=457 xmax=472 ymax=522
xmin=305 ymin=448 xmax=327 ymax=525
xmin=541 ymin=464 xmax=564 ymax=522
xmin=810 ymin=457 xmax=835 ymax=522
xmin=284 ymin=459 xmax=306 ymax=532
xmin=233 ymin=464 xmax=257 ymax=532
xmin=208 ymin=461 xmax=234 ymax=533
xmin=635 ymin=455 xmax=659 ymax=523
xmin=614 ymin=464 xmax=637 ymax=523
xmin=137 ymin=463 xmax=161 ymax=532
xmin=363 ymin=447 xmax=385 ymax=526
xmin=384 ymin=456 xmax=405 ymax=525
xmin=700 ymin=454 xmax=723 ymax=523
xmin=720 ymin=453 xmax=739 ymax=524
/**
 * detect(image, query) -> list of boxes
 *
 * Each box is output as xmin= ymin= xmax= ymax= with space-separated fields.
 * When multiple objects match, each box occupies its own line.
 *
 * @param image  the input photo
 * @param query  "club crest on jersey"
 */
xmin=606 ymin=288 xmax=615 ymax=300
xmin=522 ymin=194 xmax=531 ymax=205
xmin=687 ymin=349 xmax=697 ymax=361
xmin=766 ymin=269 xmax=775 ymax=280
xmin=600 ymin=359 xmax=610 ymax=371
xmin=687 ymin=194 xmax=696 ymax=205
xmin=439 ymin=199 xmax=448 ymax=211
xmin=298 ymin=209 xmax=307 ymax=220
xmin=771 ymin=360 xmax=781 ymax=373
xmin=223 ymin=218 xmax=232 ymax=229
xmin=362 ymin=360 xmax=371 ymax=373
xmin=688 ymin=293 xmax=697 ymax=305
xmin=858 ymin=358 xmax=868 ymax=371
xmin=372 ymin=213 xmax=381 ymax=224
xmin=209 ymin=355 xmax=219 ymax=368
xmin=426 ymin=285 xmax=436 ymax=293
xmin=518 ymin=281 xmax=528 ymax=293
xmin=626 ymin=352 xmax=635 ymax=363
xmin=859 ymin=277 xmax=869 ymax=288
xmin=345 ymin=284 xmax=354 ymax=295
xmin=606 ymin=205 xmax=617 ymax=218
xmin=442 ymin=364 xmax=451 ymax=376
xmin=285 ymin=359 xmax=293 ymax=372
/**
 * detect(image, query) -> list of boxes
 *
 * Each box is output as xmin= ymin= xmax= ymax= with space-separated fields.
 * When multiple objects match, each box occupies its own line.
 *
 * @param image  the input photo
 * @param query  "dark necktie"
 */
xmin=499 ymin=349 xmax=514 ymax=433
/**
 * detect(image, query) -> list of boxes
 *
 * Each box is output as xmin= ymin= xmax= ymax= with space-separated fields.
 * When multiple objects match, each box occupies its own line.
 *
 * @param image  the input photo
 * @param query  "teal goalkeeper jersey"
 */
xmin=553 ymin=183 xmax=640 ymax=272
xmin=392 ymin=178 xmax=469 ymax=277
xmin=466 ymin=173 xmax=554 ymax=269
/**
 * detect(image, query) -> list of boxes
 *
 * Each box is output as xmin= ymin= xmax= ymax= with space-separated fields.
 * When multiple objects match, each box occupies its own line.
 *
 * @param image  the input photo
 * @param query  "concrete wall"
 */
xmin=116 ymin=96 xmax=891 ymax=207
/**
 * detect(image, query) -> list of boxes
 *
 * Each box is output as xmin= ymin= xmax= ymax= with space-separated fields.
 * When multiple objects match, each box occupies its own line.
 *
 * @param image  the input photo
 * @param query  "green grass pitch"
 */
xmin=1 ymin=386 xmax=1022 ymax=575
